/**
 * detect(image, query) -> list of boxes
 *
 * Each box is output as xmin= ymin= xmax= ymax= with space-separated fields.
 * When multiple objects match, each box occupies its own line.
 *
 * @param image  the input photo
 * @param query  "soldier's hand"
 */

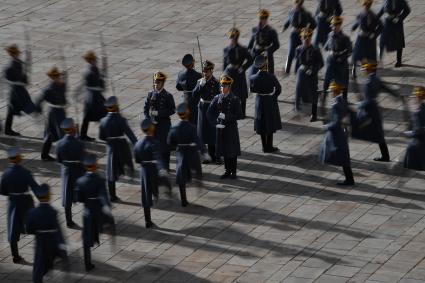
xmin=199 ymin=78 xmax=206 ymax=86
xmin=306 ymin=69 xmax=312 ymax=76
xmin=150 ymin=110 xmax=158 ymax=116
xmin=218 ymin=112 xmax=225 ymax=120
xmin=393 ymin=17 xmax=399 ymax=24
xmin=238 ymin=67 xmax=244 ymax=74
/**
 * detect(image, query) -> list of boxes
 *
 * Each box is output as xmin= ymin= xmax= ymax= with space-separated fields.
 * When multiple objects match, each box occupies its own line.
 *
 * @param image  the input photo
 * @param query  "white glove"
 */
xmin=238 ymin=67 xmax=244 ymax=74
xmin=199 ymin=78 xmax=206 ymax=87
xmin=150 ymin=110 xmax=158 ymax=116
xmin=202 ymin=153 xmax=211 ymax=162
xmin=102 ymin=205 xmax=112 ymax=216
xmin=299 ymin=64 xmax=306 ymax=71
xmin=306 ymin=69 xmax=312 ymax=76
xmin=369 ymin=33 xmax=375 ymax=39
xmin=218 ymin=112 xmax=225 ymax=120
xmin=329 ymin=51 xmax=335 ymax=57
xmin=159 ymin=169 xmax=167 ymax=177
xmin=392 ymin=17 xmax=399 ymax=24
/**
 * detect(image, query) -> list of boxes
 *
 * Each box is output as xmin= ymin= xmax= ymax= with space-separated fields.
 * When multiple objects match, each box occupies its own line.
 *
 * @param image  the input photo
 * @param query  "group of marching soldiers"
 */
xmin=1 ymin=0 xmax=425 ymax=282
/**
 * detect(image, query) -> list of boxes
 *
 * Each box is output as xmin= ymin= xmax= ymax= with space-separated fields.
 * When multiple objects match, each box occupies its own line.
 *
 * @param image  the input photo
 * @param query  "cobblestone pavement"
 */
xmin=1 ymin=0 xmax=425 ymax=282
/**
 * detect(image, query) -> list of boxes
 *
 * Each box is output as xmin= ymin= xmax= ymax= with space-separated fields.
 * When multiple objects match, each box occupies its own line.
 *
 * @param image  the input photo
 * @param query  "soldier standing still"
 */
xmin=193 ymin=60 xmax=221 ymax=163
xmin=207 ymin=75 xmax=243 ymax=179
xmin=295 ymin=27 xmax=324 ymax=122
xmin=313 ymin=0 xmax=343 ymax=47
xmin=99 ymin=96 xmax=137 ymax=202
xmin=3 ymin=44 xmax=36 ymax=136
xmin=80 ymin=51 xmax=107 ymax=141
xmin=282 ymin=0 xmax=316 ymax=74
xmin=56 ymin=118 xmax=85 ymax=228
xmin=144 ymin=71 xmax=176 ymax=171
xmin=176 ymin=54 xmax=202 ymax=125
xmin=0 ymin=147 xmax=39 ymax=263
xmin=35 ymin=67 xmax=67 ymax=162
xmin=248 ymin=9 xmax=280 ymax=75
xmin=377 ymin=0 xmax=411 ymax=67
xmin=249 ymin=55 xmax=282 ymax=153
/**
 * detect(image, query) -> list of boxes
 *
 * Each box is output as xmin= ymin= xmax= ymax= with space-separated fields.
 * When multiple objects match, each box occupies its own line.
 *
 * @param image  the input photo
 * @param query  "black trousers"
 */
xmin=41 ymin=134 xmax=53 ymax=158
xmin=80 ymin=116 xmax=90 ymax=138
xmin=379 ymin=141 xmax=390 ymax=160
xmin=342 ymin=166 xmax=354 ymax=182
xmin=144 ymin=207 xmax=152 ymax=225
xmin=108 ymin=181 xmax=117 ymax=199
xmin=224 ymin=157 xmax=237 ymax=174
xmin=161 ymin=151 xmax=170 ymax=171
xmin=178 ymin=184 xmax=188 ymax=206
xmin=240 ymin=98 xmax=247 ymax=118
xmin=260 ymin=134 xmax=274 ymax=152
xmin=5 ymin=107 xmax=15 ymax=132
xmin=10 ymin=240 xmax=19 ymax=258
xmin=65 ymin=205 xmax=73 ymax=225
xmin=380 ymin=47 xmax=403 ymax=64
xmin=83 ymin=243 xmax=91 ymax=269
xmin=207 ymin=144 xmax=216 ymax=160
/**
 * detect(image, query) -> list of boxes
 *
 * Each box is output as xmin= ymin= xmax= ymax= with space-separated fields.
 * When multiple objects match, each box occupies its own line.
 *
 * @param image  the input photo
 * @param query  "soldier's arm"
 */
xmin=143 ymin=94 xmax=151 ymax=118
xmin=25 ymin=210 xmax=36 ymax=235
xmin=167 ymin=94 xmax=176 ymax=117
xmin=377 ymin=5 xmax=384 ymax=18
xmin=75 ymin=180 xmax=85 ymax=203
xmin=153 ymin=140 xmax=165 ymax=171
xmin=123 ymin=119 xmax=138 ymax=145
xmin=99 ymin=178 xmax=111 ymax=207
xmin=206 ymin=97 xmax=218 ymax=126
xmin=55 ymin=143 xmax=63 ymax=164
xmin=335 ymin=0 xmax=343 ymax=16
xmin=192 ymin=80 xmax=202 ymax=100
xmin=242 ymin=48 xmax=253 ymax=71
xmin=375 ymin=17 xmax=383 ymax=35
xmin=175 ymin=73 xmax=184 ymax=91
xmin=98 ymin=123 xmax=107 ymax=141
xmin=273 ymin=75 xmax=282 ymax=97
xmin=294 ymin=48 xmax=301 ymax=72
xmin=166 ymin=129 xmax=177 ymax=152
xmin=34 ymin=88 xmax=48 ymax=113
xmin=0 ymin=176 xmax=8 ymax=196
xmin=351 ymin=16 xmax=359 ymax=31
xmin=267 ymin=29 xmax=280 ymax=54
xmin=133 ymin=142 xmax=141 ymax=164
xmin=315 ymin=49 xmax=325 ymax=72
xmin=247 ymin=33 xmax=255 ymax=50
xmin=27 ymin=171 xmax=40 ymax=194
xmin=283 ymin=13 xmax=291 ymax=31
xmin=400 ymin=0 xmax=411 ymax=21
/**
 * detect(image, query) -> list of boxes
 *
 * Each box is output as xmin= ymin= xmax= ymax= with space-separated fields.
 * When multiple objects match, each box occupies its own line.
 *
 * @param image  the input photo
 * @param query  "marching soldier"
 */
xmin=282 ymin=0 xmax=316 ymax=74
xmin=192 ymin=60 xmax=221 ymax=163
xmin=295 ymin=27 xmax=324 ymax=122
xmin=26 ymin=184 xmax=68 ymax=283
xmin=403 ymin=87 xmax=425 ymax=170
xmin=248 ymin=9 xmax=280 ymax=75
xmin=56 ymin=118 xmax=85 ymax=228
xmin=313 ymin=0 xmax=343 ymax=47
xmin=223 ymin=27 xmax=253 ymax=72
xmin=351 ymin=61 xmax=401 ymax=162
xmin=176 ymin=54 xmax=202 ymax=125
xmin=249 ymin=55 xmax=282 ymax=153
xmin=76 ymin=154 xmax=113 ymax=271
xmin=99 ymin=96 xmax=137 ymax=202
xmin=351 ymin=0 xmax=383 ymax=78
xmin=377 ymin=0 xmax=411 ymax=67
xmin=207 ymin=75 xmax=243 ymax=179
xmin=35 ymin=67 xmax=67 ymax=162
xmin=134 ymin=118 xmax=168 ymax=227
xmin=144 ymin=71 xmax=176 ymax=171
xmin=3 ymin=44 xmax=36 ymax=136
xmin=0 ymin=147 xmax=39 ymax=263
xmin=319 ymin=81 xmax=355 ymax=186
xmin=80 ymin=51 xmax=107 ymax=141
xmin=322 ymin=16 xmax=353 ymax=106
xmin=168 ymin=103 xmax=207 ymax=207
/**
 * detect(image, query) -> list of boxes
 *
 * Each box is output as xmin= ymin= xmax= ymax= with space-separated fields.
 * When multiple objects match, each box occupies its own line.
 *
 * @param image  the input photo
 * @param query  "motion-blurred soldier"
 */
xmin=295 ymin=27 xmax=324 ymax=122
xmin=0 ymin=147 xmax=39 ymax=263
xmin=192 ymin=60 xmax=221 ymax=163
xmin=351 ymin=0 xmax=383 ymax=78
xmin=56 ymin=118 xmax=85 ymax=228
xmin=3 ymin=44 xmax=36 ymax=136
xmin=35 ymin=67 xmax=67 ymax=161
xmin=144 ymin=71 xmax=176 ymax=171
xmin=26 ymin=184 xmax=68 ymax=283
xmin=282 ymin=0 xmax=316 ymax=74
xmin=313 ymin=0 xmax=343 ymax=47
xmin=80 ymin=51 xmax=107 ymax=141
xmin=168 ymin=103 xmax=207 ymax=207
xmin=99 ymin=96 xmax=137 ymax=202
xmin=377 ymin=0 xmax=411 ymax=67
xmin=249 ymin=55 xmax=282 ymax=153
xmin=76 ymin=154 xmax=113 ymax=271
xmin=319 ymin=81 xmax=355 ymax=186
xmin=248 ymin=9 xmax=280 ymax=75
xmin=403 ymin=87 xmax=425 ymax=170
xmin=223 ymin=27 xmax=253 ymax=73
xmin=207 ymin=75 xmax=243 ymax=179
xmin=176 ymin=54 xmax=202 ymax=125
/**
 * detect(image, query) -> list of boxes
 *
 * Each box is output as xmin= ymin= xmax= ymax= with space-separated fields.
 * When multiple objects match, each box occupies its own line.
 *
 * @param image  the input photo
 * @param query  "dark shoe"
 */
xmin=145 ymin=222 xmax=156 ymax=229
xmin=66 ymin=221 xmax=77 ymax=228
xmin=394 ymin=62 xmax=402 ymax=68
xmin=80 ymin=135 xmax=95 ymax=142
xmin=13 ymin=256 xmax=24 ymax=264
xmin=373 ymin=156 xmax=390 ymax=162
xmin=5 ymin=130 xmax=21 ymax=136
xmin=41 ymin=155 xmax=56 ymax=162
xmin=85 ymin=263 xmax=95 ymax=271
xmin=181 ymin=200 xmax=189 ymax=207
xmin=220 ymin=172 xmax=231 ymax=179
xmin=110 ymin=196 xmax=121 ymax=203
xmin=337 ymin=179 xmax=355 ymax=186
xmin=310 ymin=115 xmax=318 ymax=122
xmin=230 ymin=173 xmax=237 ymax=179
xmin=202 ymin=159 xmax=211 ymax=164
xmin=270 ymin=147 xmax=279 ymax=152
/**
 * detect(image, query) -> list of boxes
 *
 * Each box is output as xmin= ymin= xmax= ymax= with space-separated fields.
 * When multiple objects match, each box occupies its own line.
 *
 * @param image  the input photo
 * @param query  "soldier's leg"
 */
xmin=10 ymin=240 xmax=23 ymax=263
xmin=240 ymin=98 xmax=246 ymax=118
xmin=374 ymin=141 xmax=390 ymax=162
xmin=311 ymin=90 xmax=319 ymax=122
xmin=208 ymin=144 xmax=215 ymax=161
xmin=342 ymin=88 xmax=348 ymax=102
xmin=260 ymin=134 xmax=267 ymax=152
xmin=80 ymin=116 xmax=94 ymax=141
xmin=267 ymin=134 xmax=277 ymax=152
xmin=230 ymin=157 xmax=237 ymax=179
xmin=163 ymin=151 xmax=170 ymax=171
xmin=179 ymin=184 xmax=188 ymax=207
xmin=83 ymin=244 xmax=94 ymax=271
xmin=338 ymin=166 xmax=355 ymax=186
xmin=285 ymin=34 xmax=296 ymax=74
xmin=41 ymin=134 xmax=55 ymax=161
xmin=108 ymin=181 xmax=119 ymax=202
xmin=395 ymin=49 xmax=403 ymax=67
xmin=220 ymin=158 xmax=231 ymax=179
xmin=5 ymin=107 xmax=20 ymax=136
xmin=143 ymin=207 xmax=154 ymax=228
xmin=65 ymin=205 xmax=75 ymax=228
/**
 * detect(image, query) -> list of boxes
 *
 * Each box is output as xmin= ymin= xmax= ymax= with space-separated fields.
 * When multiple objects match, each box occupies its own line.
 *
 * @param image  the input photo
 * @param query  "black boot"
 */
xmin=395 ymin=49 xmax=403 ymax=67
xmin=338 ymin=166 xmax=355 ymax=186
xmin=230 ymin=157 xmax=237 ymax=179
xmin=144 ymin=207 xmax=155 ymax=228
xmin=221 ymin=158 xmax=231 ymax=179
xmin=108 ymin=181 xmax=120 ymax=202
xmin=310 ymin=102 xmax=318 ymax=122
xmin=179 ymin=184 xmax=188 ymax=207
xmin=5 ymin=109 xmax=20 ymax=136
xmin=267 ymin=134 xmax=278 ymax=152
xmin=80 ymin=117 xmax=95 ymax=141
xmin=41 ymin=135 xmax=56 ymax=161
xmin=65 ymin=206 xmax=76 ymax=228
xmin=11 ymin=241 xmax=23 ymax=264
xmin=84 ymin=245 xmax=95 ymax=271
xmin=260 ymin=134 xmax=267 ymax=152
xmin=374 ymin=142 xmax=390 ymax=162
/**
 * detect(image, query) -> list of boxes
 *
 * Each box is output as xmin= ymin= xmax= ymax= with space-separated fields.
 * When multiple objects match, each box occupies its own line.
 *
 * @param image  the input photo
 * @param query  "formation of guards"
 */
xmin=1 ymin=0 xmax=424 ymax=282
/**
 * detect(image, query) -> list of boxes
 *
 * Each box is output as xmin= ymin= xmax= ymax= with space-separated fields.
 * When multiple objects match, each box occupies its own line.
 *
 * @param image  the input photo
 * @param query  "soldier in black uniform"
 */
xmin=282 ymin=0 xmax=316 ymax=74
xmin=207 ymin=75 xmax=243 ymax=179
xmin=377 ymin=0 xmax=411 ymax=67
xmin=35 ymin=67 xmax=67 ymax=162
xmin=295 ymin=27 xmax=324 ymax=122
xmin=144 ymin=71 xmax=176 ymax=170
xmin=0 ymin=147 xmax=40 ymax=263
xmin=223 ymin=27 xmax=253 ymax=72
xmin=176 ymin=54 xmax=202 ymax=125
xmin=248 ymin=9 xmax=280 ymax=75
xmin=99 ymin=96 xmax=137 ymax=202
xmin=313 ymin=0 xmax=343 ymax=47
xmin=3 ymin=44 xmax=36 ymax=136
xmin=319 ymin=81 xmax=355 ymax=186
xmin=249 ymin=55 xmax=282 ymax=153
xmin=192 ymin=60 xmax=221 ymax=163
xmin=80 ymin=51 xmax=107 ymax=141
xmin=56 ymin=118 xmax=85 ymax=228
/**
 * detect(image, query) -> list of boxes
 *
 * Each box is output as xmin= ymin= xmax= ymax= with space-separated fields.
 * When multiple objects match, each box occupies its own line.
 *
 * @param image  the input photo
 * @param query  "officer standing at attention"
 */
xmin=0 ymin=147 xmax=40 ymax=264
xmin=207 ymin=75 xmax=243 ymax=179
xmin=3 ymin=44 xmax=36 ymax=136
xmin=144 ymin=71 xmax=176 ymax=171
xmin=377 ymin=0 xmax=411 ymax=67
xmin=26 ymin=184 xmax=68 ymax=283
xmin=295 ymin=27 xmax=324 ymax=122
xmin=313 ymin=0 xmax=343 ymax=47
xmin=35 ymin=67 xmax=67 ymax=162
xmin=99 ymin=96 xmax=137 ymax=202
xmin=168 ymin=103 xmax=208 ymax=207
xmin=76 ymin=154 xmax=113 ymax=271
xmin=192 ymin=60 xmax=221 ymax=164
xmin=80 ymin=51 xmax=107 ymax=141
xmin=176 ymin=54 xmax=202 ymax=125
xmin=56 ymin=118 xmax=86 ymax=228
xmin=249 ymin=55 xmax=282 ymax=153
xmin=248 ymin=8 xmax=280 ymax=75
xmin=282 ymin=0 xmax=316 ymax=75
